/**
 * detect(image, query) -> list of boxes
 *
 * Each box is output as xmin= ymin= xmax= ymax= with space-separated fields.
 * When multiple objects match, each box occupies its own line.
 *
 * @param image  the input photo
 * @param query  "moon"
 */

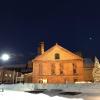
xmin=1 ymin=53 xmax=10 ymax=61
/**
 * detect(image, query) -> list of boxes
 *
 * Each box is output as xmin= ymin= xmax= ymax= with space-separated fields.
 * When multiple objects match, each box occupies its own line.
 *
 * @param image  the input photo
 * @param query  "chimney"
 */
xmin=38 ymin=42 xmax=45 ymax=55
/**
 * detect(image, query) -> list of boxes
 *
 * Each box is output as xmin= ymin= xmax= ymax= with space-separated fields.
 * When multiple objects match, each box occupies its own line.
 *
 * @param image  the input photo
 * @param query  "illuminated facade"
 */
xmin=32 ymin=43 xmax=84 ymax=83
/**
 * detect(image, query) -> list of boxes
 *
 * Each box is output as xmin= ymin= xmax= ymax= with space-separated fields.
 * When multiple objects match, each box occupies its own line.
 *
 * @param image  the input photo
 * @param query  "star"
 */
xmin=89 ymin=37 xmax=93 ymax=40
xmin=88 ymin=32 xmax=96 ymax=41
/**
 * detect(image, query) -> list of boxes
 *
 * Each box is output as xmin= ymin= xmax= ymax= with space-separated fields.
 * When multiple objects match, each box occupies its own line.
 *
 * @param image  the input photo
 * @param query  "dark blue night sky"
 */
xmin=0 ymin=0 xmax=100 ymax=63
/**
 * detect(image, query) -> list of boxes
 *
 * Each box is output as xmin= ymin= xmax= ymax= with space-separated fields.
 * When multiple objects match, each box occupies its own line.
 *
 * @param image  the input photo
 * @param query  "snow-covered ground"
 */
xmin=0 ymin=90 xmax=83 ymax=100
xmin=0 ymin=83 xmax=100 ymax=91
xmin=0 ymin=89 xmax=100 ymax=100
xmin=0 ymin=83 xmax=100 ymax=100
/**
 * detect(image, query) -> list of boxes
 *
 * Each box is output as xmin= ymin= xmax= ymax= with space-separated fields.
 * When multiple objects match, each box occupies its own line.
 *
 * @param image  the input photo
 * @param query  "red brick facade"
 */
xmin=32 ymin=44 xmax=84 ymax=83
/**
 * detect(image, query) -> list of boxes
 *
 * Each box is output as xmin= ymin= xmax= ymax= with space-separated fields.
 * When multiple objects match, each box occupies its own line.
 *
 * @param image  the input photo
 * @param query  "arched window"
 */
xmin=55 ymin=53 xmax=60 ymax=59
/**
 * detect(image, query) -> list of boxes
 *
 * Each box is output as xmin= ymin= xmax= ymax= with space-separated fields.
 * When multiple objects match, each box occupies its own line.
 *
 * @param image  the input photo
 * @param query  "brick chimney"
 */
xmin=38 ymin=42 xmax=45 ymax=55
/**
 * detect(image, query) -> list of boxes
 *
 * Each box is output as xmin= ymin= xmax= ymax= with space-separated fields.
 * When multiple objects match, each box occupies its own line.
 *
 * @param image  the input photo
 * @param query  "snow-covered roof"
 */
xmin=84 ymin=58 xmax=94 ymax=68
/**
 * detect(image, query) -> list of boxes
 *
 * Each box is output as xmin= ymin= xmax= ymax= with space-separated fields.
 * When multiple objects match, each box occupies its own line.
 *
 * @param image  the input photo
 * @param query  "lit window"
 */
xmin=55 ymin=53 xmax=60 ymax=59
xmin=5 ymin=74 xmax=7 ymax=77
xmin=9 ymin=74 xmax=12 ymax=77
xmin=43 ymin=79 xmax=47 ymax=84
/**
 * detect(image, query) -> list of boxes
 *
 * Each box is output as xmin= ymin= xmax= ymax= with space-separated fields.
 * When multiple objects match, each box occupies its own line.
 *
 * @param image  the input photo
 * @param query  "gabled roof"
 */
xmin=33 ymin=43 xmax=83 ymax=61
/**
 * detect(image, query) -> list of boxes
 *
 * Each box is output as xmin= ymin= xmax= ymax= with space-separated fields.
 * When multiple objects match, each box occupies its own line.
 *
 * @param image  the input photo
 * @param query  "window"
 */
xmin=73 ymin=64 xmax=77 ymax=75
xmin=74 ymin=78 xmax=78 ymax=82
xmin=9 ymin=74 xmax=12 ymax=77
xmin=43 ymin=79 xmax=47 ymax=84
xmin=39 ymin=79 xmax=48 ymax=84
xmin=55 ymin=53 xmax=60 ymax=59
xmin=51 ymin=63 xmax=55 ymax=75
xmin=60 ymin=63 xmax=64 ymax=75
xmin=39 ymin=79 xmax=43 ymax=83
xmin=5 ymin=74 xmax=8 ymax=77
xmin=39 ymin=63 xmax=42 ymax=75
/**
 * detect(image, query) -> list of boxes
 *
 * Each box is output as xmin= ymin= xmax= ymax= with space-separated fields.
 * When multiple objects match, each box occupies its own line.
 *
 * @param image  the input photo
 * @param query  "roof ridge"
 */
xmin=33 ymin=43 xmax=82 ymax=61
xmin=56 ymin=44 xmax=82 ymax=59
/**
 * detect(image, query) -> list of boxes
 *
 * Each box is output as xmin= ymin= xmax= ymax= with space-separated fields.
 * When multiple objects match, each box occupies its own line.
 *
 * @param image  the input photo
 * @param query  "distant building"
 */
xmin=0 ymin=68 xmax=23 ymax=84
xmin=32 ymin=43 xmax=84 ymax=83
xmin=84 ymin=58 xmax=94 ymax=82
xmin=0 ymin=64 xmax=29 ymax=84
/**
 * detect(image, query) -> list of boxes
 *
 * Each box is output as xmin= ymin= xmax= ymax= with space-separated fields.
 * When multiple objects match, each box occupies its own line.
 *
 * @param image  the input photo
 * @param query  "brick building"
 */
xmin=32 ymin=43 xmax=84 ymax=83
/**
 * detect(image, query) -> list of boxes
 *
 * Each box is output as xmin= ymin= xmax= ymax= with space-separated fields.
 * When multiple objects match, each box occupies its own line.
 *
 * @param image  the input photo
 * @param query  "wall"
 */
xmin=84 ymin=68 xmax=93 ymax=82
xmin=32 ymin=59 xmax=84 ymax=83
xmin=0 ymin=69 xmax=23 ymax=84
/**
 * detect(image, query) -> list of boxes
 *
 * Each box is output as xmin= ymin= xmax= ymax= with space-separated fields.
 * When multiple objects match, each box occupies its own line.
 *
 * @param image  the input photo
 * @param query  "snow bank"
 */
xmin=0 ymin=90 xmax=83 ymax=100
xmin=1 ymin=83 xmax=100 ymax=92
xmin=0 ymin=83 xmax=34 ymax=91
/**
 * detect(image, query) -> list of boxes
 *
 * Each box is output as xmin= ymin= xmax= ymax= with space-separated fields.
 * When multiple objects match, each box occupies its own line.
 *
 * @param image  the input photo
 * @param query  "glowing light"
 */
xmin=1 ymin=53 xmax=10 ymax=61
xmin=89 ymin=37 xmax=92 ymax=40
